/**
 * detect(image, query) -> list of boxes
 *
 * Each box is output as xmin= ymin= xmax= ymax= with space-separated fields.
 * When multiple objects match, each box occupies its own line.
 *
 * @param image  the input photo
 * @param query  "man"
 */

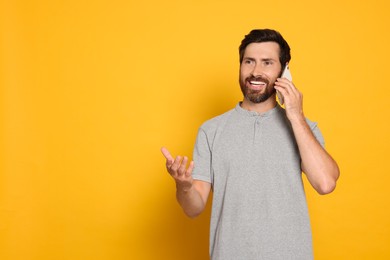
xmin=161 ymin=29 xmax=339 ymax=260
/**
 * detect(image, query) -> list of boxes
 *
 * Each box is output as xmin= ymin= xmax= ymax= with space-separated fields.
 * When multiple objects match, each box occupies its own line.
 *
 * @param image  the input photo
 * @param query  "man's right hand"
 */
xmin=161 ymin=147 xmax=195 ymax=191
xmin=161 ymin=146 xmax=211 ymax=218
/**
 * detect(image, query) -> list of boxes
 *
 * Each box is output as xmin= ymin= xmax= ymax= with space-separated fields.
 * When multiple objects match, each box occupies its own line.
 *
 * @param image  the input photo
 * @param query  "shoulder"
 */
xmin=304 ymin=115 xmax=324 ymax=146
xmin=199 ymin=107 xmax=236 ymax=133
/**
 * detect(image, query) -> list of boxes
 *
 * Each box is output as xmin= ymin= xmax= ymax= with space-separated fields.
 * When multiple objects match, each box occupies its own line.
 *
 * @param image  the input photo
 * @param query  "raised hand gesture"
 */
xmin=161 ymin=147 xmax=194 ymax=191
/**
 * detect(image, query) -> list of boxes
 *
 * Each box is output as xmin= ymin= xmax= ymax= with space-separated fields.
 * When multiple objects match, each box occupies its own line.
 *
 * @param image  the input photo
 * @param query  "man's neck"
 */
xmin=240 ymin=96 xmax=278 ymax=114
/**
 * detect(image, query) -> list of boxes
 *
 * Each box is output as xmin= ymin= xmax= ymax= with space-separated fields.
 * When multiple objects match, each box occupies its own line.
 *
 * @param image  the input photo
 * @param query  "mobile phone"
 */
xmin=277 ymin=64 xmax=292 ymax=105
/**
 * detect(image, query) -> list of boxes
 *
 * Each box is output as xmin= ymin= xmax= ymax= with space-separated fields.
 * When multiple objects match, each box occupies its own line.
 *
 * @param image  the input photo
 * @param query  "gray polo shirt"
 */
xmin=192 ymin=103 xmax=324 ymax=260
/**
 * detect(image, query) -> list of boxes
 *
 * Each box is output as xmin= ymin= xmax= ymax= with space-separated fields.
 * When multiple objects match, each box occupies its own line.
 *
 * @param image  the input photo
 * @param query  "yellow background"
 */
xmin=1 ymin=0 xmax=389 ymax=259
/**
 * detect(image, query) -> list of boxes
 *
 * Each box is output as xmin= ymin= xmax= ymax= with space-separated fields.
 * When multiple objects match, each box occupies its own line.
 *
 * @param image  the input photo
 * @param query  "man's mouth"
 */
xmin=247 ymin=80 xmax=267 ymax=90
xmin=249 ymin=80 xmax=266 ymax=86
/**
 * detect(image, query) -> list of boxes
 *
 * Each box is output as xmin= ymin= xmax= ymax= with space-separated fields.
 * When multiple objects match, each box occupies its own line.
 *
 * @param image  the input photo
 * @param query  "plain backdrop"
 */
xmin=1 ymin=0 xmax=389 ymax=259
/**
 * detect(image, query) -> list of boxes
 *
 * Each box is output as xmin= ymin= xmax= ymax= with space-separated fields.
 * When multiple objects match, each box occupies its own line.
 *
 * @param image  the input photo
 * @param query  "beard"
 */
xmin=239 ymin=75 xmax=276 ymax=103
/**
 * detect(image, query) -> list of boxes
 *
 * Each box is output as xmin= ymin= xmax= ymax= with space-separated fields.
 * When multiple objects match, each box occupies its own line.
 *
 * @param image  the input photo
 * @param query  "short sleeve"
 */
xmin=192 ymin=128 xmax=213 ymax=184
xmin=309 ymin=121 xmax=325 ymax=148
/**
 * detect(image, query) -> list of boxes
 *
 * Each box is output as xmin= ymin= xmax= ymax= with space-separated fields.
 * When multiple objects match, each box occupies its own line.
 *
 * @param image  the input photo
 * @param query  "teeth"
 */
xmin=250 ymin=81 xmax=265 ymax=85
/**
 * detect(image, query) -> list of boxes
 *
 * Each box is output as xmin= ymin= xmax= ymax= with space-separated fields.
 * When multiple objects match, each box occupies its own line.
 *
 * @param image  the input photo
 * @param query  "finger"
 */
xmin=161 ymin=147 xmax=173 ymax=160
xmin=170 ymin=155 xmax=182 ymax=172
xmin=277 ymin=78 xmax=299 ymax=94
xmin=161 ymin=147 xmax=174 ymax=165
xmin=277 ymin=77 xmax=291 ymax=83
xmin=274 ymin=81 xmax=287 ymax=91
xmin=278 ymin=81 xmax=300 ymax=100
xmin=276 ymin=79 xmax=289 ymax=90
xmin=275 ymin=85 xmax=294 ymax=106
xmin=185 ymin=161 xmax=194 ymax=177
xmin=275 ymin=80 xmax=298 ymax=99
xmin=274 ymin=85 xmax=288 ymax=96
xmin=178 ymin=156 xmax=188 ymax=175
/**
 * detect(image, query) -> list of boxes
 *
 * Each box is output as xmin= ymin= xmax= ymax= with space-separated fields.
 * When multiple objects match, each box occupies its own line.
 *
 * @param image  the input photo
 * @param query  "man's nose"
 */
xmin=251 ymin=63 xmax=263 ymax=77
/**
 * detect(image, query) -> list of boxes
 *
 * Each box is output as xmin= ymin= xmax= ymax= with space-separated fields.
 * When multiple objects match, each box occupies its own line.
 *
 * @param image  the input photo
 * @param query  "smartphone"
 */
xmin=277 ymin=64 xmax=292 ymax=105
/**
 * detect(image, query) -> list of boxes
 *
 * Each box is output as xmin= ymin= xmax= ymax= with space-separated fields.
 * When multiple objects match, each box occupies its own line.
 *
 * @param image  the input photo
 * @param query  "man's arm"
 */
xmin=161 ymin=147 xmax=211 ymax=217
xmin=289 ymin=118 xmax=339 ymax=194
xmin=275 ymin=78 xmax=340 ymax=195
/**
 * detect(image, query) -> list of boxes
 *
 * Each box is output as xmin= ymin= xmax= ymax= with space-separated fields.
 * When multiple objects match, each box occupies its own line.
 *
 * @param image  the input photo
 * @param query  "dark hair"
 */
xmin=239 ymin=29 xmax=291 ymax=68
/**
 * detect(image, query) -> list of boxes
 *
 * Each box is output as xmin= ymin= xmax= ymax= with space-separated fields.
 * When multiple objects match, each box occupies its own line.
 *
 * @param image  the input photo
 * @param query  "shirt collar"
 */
xmin=235 ymin=102 xmax=281 ymax=117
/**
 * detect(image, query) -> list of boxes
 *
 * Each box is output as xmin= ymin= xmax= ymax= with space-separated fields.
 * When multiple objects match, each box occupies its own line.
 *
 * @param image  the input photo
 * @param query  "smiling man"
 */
xmin=162 ymin=29 xmax=339 ymax=260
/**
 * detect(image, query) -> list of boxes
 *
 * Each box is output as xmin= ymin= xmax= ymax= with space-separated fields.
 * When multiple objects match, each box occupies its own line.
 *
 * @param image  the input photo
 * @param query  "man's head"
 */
xmin=239 ymin=29 xmax=291 ymax=68
xmin=239 ymin=29 xmax=291 ymax=104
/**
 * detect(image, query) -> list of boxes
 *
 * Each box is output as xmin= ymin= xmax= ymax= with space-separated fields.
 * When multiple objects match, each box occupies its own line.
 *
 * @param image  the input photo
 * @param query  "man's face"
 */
xmin=239 ymin=42 xmax=283 ymax=103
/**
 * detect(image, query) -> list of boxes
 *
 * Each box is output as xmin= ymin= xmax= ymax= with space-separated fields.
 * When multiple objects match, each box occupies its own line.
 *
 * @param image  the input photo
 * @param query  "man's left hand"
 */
xmin=274 ymin=78 xmax=305 ymax=123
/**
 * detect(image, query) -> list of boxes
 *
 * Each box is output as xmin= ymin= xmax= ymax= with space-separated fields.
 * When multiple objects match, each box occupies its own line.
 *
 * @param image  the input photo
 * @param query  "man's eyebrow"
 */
xmin=243 ymin=57 xmax=277 ymax=61
xmin=243 ymin=57 xmax=256 ymax=61
xmin=261 ymin=58 xmax=276 ymax=62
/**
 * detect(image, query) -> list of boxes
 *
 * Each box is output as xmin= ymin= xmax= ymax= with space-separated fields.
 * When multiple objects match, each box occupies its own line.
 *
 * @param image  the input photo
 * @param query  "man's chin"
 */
xmin=246 ymin=94 xmax=270 ymax=103
xmin=248 ymin=89 xmax=276 ymax=103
